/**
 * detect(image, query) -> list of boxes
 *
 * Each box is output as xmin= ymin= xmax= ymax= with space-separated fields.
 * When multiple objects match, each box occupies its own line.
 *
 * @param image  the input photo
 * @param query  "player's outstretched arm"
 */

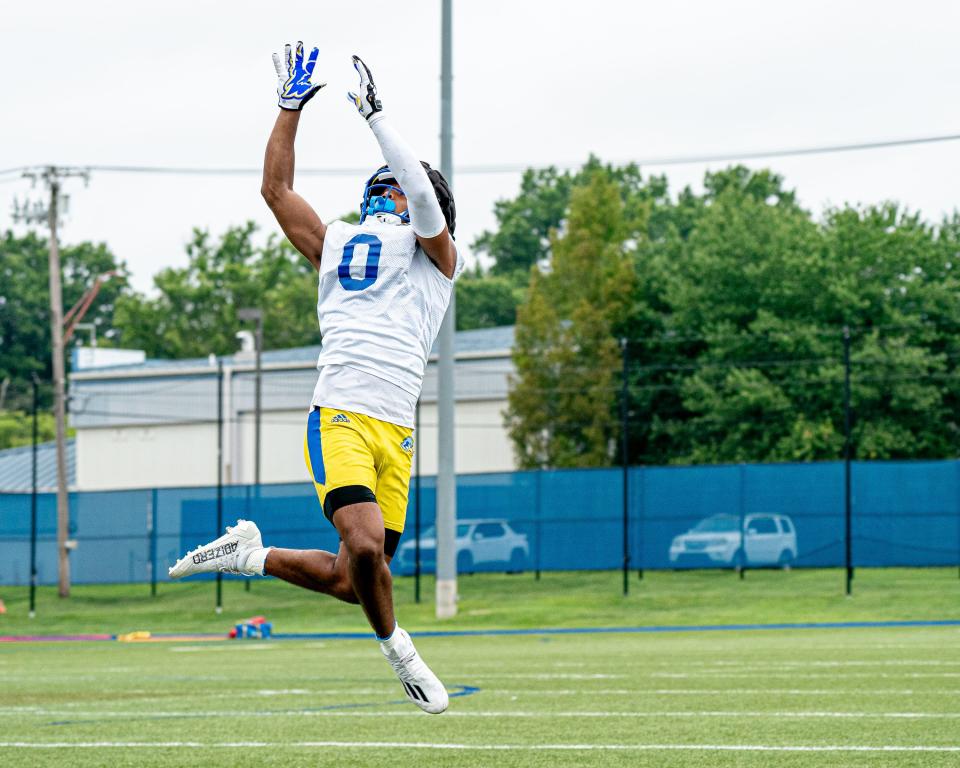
xmin=261 ymin=43 xmax=327 ymax=270
xmin=348 ymin=56 xmax=458 ymax=279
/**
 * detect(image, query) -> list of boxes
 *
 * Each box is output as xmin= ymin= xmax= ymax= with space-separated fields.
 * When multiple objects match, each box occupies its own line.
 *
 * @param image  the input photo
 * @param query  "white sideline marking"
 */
xmin=654 ymin=672 xmax=960 ymax=679
xmin=11 ymin=709 xmax=960 ymax=720
xmin=1 ymin=741 xmax=959 ymax=752
xmin=170 ymin=645 xmax=275 ymax=652
xmin=256 ymin=689 xmax=311 ymax=696
xmin=474 ymin=673 xmax=622 ymax=680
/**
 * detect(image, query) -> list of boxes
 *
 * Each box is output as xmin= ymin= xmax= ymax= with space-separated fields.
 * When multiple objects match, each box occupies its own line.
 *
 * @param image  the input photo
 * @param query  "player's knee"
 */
xmin=344 ymin=530 xmax=385 ymax=568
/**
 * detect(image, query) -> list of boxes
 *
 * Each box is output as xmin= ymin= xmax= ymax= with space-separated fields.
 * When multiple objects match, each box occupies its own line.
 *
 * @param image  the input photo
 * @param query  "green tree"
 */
xmin=0 ymin=409 xmax=58 ymax=450
xmin=0 ymin=229 xmax=129 ymax=383
xmin=499 ymin=159 xmax=960 ymax=466
xmin=114 ymin=223 xmax=321 ymax=358
xmin=507 ymin=172 xmax=636 ymax=468
xmin=455 ymin=269 xmax=522 ymax=331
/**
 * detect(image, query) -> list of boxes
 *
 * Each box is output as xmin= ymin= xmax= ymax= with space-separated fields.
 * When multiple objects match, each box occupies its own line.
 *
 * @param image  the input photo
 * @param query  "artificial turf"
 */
xmin=1 ymin=569 xmax=959 ymax=766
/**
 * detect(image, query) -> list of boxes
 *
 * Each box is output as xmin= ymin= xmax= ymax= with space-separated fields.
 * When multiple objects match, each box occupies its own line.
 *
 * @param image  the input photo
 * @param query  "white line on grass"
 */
xmin=653 ymin=672 xmax=960 ymax=679
xmin=1 ymin=741 xmax=959 ymax=752
xmin=9 ymin=709 xmax=960 ymax=720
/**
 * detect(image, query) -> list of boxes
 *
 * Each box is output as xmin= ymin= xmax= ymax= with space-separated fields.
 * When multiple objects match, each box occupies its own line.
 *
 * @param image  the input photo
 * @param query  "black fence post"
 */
xmin=636 ymin=466 xmax=643 ymax=581
xmin=216 ymin=360 xmax=224 ymax=614
xmin=843 ymin=326 xmax=853 ymax=596
xmin=29 ymin=375 xmax=40 ymax=618
xmin=245 ymin=485 xmax=252 ymax=593
xmin=414 ymin=398 xmax=421 ymax=604
xmin=149 ymin=487 xmax=158 ymax=597
xmin=535 ymin=469 xmax=542 ymax=581
xmin=621 ymin=338 xmax=630 ymax=597
xmin=739 ymin=463 xmax=746 ymax=580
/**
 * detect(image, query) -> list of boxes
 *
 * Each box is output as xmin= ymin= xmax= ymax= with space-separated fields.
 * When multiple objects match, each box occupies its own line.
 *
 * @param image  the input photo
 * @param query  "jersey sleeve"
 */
xmin=421 ymin=241 xmax=464 ymax=287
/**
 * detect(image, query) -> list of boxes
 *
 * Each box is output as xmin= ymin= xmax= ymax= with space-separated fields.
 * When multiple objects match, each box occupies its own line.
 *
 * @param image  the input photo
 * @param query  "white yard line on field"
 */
xmin=6 ymin=709 xmax=960 ymax=720
xmin=1 ymin=741 xmax=959 ymax=752
xmin=653 ymin=672 xmax=960 ymax=679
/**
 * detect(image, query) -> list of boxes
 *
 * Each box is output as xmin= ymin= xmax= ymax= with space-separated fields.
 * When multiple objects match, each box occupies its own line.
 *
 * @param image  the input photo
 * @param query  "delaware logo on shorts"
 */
xmin=400 ymin=436 xmax=415 ymax=455
xmin=331 ymin=413 xmax=350 ymax=424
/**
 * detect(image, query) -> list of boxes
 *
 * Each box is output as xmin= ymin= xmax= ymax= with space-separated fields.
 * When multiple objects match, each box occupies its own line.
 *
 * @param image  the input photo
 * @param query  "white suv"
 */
xmin=395 ymin=519 xmax=530 ymax=574
xmin=669 ymin=513 xmax=797 ymax=568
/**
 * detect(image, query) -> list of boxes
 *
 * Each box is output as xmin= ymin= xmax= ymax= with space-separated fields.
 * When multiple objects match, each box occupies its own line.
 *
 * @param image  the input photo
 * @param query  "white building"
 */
xmin=68 ymin=326 xmax=517 ymax=491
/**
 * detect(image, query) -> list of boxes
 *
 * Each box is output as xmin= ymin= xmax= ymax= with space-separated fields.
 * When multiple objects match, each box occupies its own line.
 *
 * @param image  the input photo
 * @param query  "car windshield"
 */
xmin=692 ymin=515 xmax=739 ymax=533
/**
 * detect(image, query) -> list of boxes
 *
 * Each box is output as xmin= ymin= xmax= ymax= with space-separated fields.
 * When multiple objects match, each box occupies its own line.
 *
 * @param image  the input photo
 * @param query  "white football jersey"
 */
xmin=311 ymin=218 xmax=463 ymax=427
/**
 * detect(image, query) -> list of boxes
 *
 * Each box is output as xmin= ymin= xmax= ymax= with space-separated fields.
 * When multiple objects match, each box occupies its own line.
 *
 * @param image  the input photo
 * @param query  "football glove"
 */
xmin=347 ymin=55 xmax=382 ymax=120
xmin=273 ymin=41 xmax=326 ymax=111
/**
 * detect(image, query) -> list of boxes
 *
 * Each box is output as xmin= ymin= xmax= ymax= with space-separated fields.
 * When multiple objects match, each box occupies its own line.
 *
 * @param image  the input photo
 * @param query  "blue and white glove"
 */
xmin=347 ymin=55 xmax=382 ymax=121
xmin=273 ymin=41 xmax=326 ymax=111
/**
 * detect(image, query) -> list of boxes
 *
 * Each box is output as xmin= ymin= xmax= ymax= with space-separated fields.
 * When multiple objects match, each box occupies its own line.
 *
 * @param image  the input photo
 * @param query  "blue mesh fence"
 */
xmin=0 ymin=459 xmax=958 ymax=586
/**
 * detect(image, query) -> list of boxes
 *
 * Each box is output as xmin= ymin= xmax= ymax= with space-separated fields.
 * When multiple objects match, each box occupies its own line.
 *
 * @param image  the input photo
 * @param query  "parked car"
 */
xmin=668 ymin=513 xmax=797 ymax=568
xmin=395 ymin=519 xmax=530 ymax=574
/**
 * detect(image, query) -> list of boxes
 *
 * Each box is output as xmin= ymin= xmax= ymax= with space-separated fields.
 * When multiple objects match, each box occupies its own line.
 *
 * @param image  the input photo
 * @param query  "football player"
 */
xmin=169 ymin=42 xmax=461 ymax=714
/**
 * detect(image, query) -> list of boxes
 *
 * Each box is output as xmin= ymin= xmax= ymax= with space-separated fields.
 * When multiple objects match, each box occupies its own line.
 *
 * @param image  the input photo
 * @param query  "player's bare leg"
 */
xmin=268 ymin=502 xmax=448 ymax=713
xmin=331 ymin=502 xmax=396 ymax=637
xmin=264 ymin=544 xmax=358 ymax=603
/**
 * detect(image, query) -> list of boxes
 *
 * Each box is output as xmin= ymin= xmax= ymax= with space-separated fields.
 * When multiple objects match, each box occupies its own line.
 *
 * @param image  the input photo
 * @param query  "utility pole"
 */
xmin=435 ymin=0 xmax=457 ymax=619
xmin=13 ymin=166 xmax=89 ymax=598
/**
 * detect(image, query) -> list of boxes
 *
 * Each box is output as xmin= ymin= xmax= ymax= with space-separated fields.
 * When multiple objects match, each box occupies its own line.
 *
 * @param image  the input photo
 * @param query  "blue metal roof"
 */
xmin=76 ymin=325 xmax=516 ymax=376
xmin=0 ymin=439 xmax=76 ymax=493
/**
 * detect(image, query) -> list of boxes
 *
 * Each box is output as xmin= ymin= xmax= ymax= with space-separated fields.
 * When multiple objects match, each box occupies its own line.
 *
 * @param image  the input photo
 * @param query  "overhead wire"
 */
xmin=2 ymin=131 xmax=959 ymax=180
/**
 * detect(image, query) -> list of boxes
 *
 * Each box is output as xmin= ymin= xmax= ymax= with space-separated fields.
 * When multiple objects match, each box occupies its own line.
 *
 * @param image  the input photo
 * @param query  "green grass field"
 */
xmin=2 ymin=569 xmax=959 ymax=766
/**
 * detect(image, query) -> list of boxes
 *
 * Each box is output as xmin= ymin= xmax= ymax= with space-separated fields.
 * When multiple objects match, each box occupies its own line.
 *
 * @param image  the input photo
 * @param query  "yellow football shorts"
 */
xmin=303 ymin=407 xmax=414 ymax=538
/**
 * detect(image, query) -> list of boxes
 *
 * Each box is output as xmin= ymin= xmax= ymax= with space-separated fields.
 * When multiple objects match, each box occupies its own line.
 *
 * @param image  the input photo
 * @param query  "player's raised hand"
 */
xmin=273 ymin=41 xmax=326 ymax=111
xmin=347 ymin=55 xmax=382 ymax=120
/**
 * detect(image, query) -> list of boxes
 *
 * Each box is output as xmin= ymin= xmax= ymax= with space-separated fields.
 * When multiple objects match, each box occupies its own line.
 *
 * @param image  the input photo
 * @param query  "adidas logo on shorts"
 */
xmin=331 ymin=413 xmax=350 ymax=424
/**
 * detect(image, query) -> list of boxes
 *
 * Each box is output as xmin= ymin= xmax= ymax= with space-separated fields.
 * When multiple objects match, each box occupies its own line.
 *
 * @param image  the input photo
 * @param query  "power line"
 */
xmin=2 ymin=131 xmax=959 ymax=180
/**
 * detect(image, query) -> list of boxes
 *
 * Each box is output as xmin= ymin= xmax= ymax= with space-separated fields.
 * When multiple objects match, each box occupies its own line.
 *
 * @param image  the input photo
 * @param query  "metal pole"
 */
xmin=435 ymin=0 xmax=457 ymax=619
xmin=415 ymin=398 xmax=422 ymax=603
xmin=29 ymin=376 xmax=39 ymax=618
xmin=621 ymin=338 xmax=630 ymax=596
xmin=216 ymin=359 xmax=224 ymax=614
xmin=739 ymin=463 xmax=746 ymax=580
xmin=843 ymin=326 xmax=853 ymax=596
xmin=254 ymin=317 xmax=262 ymax=487
xmin=46 ymin=175 xmax=70 ymax=598
xmin=250 ymin=315 xmax=261 ymax=594
xmin=150 ymin=488 xmax=158 ymax=597
xmin=535 ymin=469 xmax=541 ymax=581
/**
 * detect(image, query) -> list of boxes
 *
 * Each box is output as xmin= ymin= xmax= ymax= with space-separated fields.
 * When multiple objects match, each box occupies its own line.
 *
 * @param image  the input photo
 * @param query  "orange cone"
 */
xmin=0 ymin=600 xmax=6 ymax=615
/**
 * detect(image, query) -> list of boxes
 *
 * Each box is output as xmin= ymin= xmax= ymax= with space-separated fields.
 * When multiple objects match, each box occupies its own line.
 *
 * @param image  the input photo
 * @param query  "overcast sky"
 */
xmin=2 ymin=0 xmax=958 ymax=293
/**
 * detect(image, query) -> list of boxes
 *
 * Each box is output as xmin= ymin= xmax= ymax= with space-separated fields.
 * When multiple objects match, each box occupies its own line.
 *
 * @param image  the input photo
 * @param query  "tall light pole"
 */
xmin=435 ymin=0 xmax=457 ymax=619
xmin=13 ymin=166 xmax=89 ymax=598
xmin=238 ymin=308 xmax=264 ymax=487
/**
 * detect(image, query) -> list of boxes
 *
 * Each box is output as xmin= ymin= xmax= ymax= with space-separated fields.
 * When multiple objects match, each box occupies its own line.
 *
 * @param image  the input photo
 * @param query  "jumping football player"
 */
xmin=169 ymin=42 xmax=461 ymax=714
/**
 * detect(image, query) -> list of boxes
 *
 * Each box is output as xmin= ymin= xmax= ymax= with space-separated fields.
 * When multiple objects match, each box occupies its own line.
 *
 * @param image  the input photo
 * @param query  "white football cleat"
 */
xmin=381 ymin=627 xmax=449 ymax=714
xmin=168 ymin=519 xmax=264 ymax=579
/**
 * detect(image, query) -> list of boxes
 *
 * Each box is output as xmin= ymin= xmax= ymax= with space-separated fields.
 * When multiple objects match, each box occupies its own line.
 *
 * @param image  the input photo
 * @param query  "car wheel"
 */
xmin=457 ymin=551 xmax=474 ymax=575
xmin=508 ymin=548 xmax=525 ymax=573
xmin=778 ymin=550 xmax=794 ymax=570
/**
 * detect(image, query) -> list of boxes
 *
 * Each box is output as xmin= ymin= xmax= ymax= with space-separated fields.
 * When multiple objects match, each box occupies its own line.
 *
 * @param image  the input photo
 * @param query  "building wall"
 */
xmin=76 ymin=399 xmax=515 ymax=490
xmin=75 ymin=422 xmax=218 ymax=490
